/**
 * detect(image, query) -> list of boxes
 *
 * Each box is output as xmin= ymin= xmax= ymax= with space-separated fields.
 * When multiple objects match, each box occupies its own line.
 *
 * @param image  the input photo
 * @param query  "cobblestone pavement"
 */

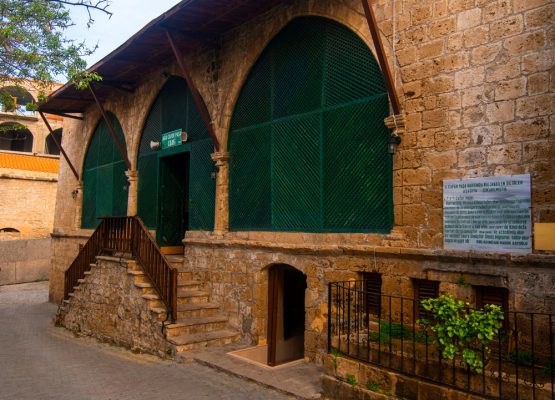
xmin=0 ymin=282 xmax=294 ymax=400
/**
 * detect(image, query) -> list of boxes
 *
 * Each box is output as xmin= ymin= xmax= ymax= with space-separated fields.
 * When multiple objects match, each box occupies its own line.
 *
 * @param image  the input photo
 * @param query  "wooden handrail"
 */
xmin=64 ymin=216 xmax=178 ymax=322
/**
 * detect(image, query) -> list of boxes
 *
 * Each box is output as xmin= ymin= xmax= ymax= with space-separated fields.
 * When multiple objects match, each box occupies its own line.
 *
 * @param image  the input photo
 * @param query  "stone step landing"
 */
xmin=166 ymin=255 xmax=239 ymax=354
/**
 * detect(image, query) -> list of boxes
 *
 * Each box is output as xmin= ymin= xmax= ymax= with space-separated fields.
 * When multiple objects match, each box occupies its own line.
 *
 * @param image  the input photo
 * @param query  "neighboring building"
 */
xmin=0 ymin=80 xmax=62 ymax=239
xmin=42 ymin=0 xmax=554 ymax=398
xmin=0 ymin=80 xmax=62 ymax=285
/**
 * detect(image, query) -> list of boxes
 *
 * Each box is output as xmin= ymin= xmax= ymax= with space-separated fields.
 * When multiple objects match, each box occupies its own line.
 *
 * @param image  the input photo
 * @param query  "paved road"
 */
xmin=0 ymin=282 xmax=293 ymax=400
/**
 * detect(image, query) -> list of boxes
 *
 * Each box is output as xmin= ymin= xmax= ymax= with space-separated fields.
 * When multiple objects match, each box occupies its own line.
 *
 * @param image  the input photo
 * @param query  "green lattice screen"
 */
xmin=229 ymin=17 xmax=392 ymax=233
xmin=137 ymin=77 xmax=214 ymax=231
xmin=82 ymin=113 xmax=128 ymax=229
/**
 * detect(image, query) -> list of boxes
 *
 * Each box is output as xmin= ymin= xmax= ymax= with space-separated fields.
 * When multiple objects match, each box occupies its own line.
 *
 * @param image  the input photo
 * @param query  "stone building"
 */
xmin=0 ymin=79 xmax=63 ymax=239
xmin=43 ymin=0 xmax=554 ymax=397
xmin=0 ymin=80 xmax=62 ymax=285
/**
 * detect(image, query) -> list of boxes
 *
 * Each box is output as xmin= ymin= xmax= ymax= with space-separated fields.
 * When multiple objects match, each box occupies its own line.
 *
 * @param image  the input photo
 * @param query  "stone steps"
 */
xmin=176 ymin=302 xmax=221 ymax=319
xmin=177 ymin=290 xmax=210 ymax=304
xmin=166 ymin=315 xmax=229 ymax=336
xmin=168 ymin=330 xmax=240 ymax=352
xmin=63 ymin=254 xmax=239 ymax=355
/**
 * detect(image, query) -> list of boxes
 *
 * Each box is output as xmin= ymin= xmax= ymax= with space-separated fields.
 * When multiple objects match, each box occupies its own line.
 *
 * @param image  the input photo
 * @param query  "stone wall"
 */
xmin=0 ymin=238 xmax=50 ymax=285
xmin=58 ymin=256 xmax=170 ymax=356
xmin=183 ymin=234 xmax=555 ymax=362
xmin=0 ymin=169 xmax=58 ymax=239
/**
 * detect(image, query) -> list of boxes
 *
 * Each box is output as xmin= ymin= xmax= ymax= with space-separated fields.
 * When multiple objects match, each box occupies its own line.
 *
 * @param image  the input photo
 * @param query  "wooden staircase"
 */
xmin=128 ymin=255 xmax=239 ymax=353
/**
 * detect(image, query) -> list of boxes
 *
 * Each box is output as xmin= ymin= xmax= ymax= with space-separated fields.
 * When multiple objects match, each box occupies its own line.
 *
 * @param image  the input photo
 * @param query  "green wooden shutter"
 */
xmin=229 ymin=16 xmax=392 ymax=233
xmin=229 ymin=126 xmax=272 ymax=230
xmin=81 ymin=113 xmax=128 ymax=229
xmin=189 ymin=138 xmax=215 ymax=230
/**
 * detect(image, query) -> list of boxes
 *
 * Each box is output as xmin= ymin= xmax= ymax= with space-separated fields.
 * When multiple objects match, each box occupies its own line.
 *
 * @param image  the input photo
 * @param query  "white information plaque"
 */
xmin=443 ymin=174 xmax=531 ymax=253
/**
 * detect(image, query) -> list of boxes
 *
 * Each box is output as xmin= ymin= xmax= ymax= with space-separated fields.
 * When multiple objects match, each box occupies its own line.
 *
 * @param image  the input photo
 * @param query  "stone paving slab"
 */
xmin=0 ymin=282 xmax=294 ymax=400
xmin=183 ymin=344 xmax=324 ymax=399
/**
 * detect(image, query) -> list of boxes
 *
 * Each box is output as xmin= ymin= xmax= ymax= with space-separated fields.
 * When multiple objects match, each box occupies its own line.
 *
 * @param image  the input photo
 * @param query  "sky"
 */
xmin=66 ymin=0 xmax=182 ymax=71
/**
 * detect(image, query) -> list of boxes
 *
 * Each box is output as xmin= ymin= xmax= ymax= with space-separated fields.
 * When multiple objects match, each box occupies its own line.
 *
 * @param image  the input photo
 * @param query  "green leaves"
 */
xmin=421 ymin=294 xmax=504 ymax=373
xmin=0 ymin=0 xmax=109 ymax=91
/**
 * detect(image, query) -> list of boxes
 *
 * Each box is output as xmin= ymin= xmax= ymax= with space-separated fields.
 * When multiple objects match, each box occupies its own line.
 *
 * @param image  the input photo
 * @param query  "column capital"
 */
xmin=384 ymin=114 xmax=406 ymax=134
xmin=211 ymin=151 xmax=231 ymax=165
xmin=125 ymin=169 xmax=138 ymax=181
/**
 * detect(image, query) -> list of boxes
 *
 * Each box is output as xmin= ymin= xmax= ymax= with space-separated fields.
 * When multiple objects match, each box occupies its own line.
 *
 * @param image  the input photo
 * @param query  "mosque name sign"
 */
xmin=161 ymin=129 xmax=184 ymax=149
xmin=443 ymin=174 xmax=532 ymax=253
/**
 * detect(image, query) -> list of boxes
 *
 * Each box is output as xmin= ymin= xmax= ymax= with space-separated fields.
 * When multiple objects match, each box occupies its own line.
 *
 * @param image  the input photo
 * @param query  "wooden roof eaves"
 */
xmin=40 ymin=0 xmax=199 ymax=110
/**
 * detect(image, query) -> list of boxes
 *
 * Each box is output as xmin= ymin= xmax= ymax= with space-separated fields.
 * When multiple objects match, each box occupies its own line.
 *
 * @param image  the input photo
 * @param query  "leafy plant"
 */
xmin=0 ymin=93 xmax=16 ymax=112
xmin=366 ymin=381 xmax=379 ymax=391
xmin=330 ymin=349 xmax=342 ymax=371
xmin=346 ymin=374 xmax=357 ymax=386
xmin=369 ymin=321 xmax=429 ymax=344
xmin=420 ymin=294 xmax=504 ymax=373
xmin=457 ymin=275 xmax=470 ymax=287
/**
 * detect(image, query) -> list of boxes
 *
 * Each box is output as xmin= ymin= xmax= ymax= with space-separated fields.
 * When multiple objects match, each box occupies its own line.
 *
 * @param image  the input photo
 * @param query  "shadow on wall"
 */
xmin=0 ymin=238 xmax=51 ymax=285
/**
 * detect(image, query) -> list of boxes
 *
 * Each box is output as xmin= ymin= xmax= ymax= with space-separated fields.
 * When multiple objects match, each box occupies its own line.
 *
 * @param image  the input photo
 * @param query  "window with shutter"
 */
xmin=229 ymin=16 xmax=392 ymax=233
xmin=413 ymin=279 xmax=440 ymax=320
xmin=475 ymin=286 xmax=508 ymax=312
xmin=362 ymin=272 xmax=382 ymax=316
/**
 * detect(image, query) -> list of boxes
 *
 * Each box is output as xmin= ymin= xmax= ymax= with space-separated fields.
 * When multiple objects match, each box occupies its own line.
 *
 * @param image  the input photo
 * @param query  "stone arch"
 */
xmin=0 ymin=227 xmax=20 ymax=232
xmin=80 ymin=112 xmax=128 ymax=229
xmin=0 ymin=86 xmax=35 ymax=115
xmin=219 ymin=5 xmax=398 ymax=148
xmin=0 ymin=122 xmax=34 ymax=152
xmin=135 ymin=75 xmax=215 ymax=234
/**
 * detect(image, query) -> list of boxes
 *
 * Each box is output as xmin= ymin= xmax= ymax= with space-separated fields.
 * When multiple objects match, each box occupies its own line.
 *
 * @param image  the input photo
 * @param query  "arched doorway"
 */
xmin=228 ymin=16 xmax=392 ymax=233
xmin=137 ymin=76 xmax=215 ymax=253
xmin=0 ymin=122 xmax=34 ymax=152
xmin=267 ymin=264 xmax=307 ymax=366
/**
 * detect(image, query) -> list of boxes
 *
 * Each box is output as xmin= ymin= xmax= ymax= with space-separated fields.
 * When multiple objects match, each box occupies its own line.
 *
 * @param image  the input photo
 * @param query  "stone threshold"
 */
xmin=183 ymin=236 xmax=555 ymax=267
xmin=51 ymin=230 xmax=93 ymax=240
xmin=180 ymin=344 xmax=324 ymax=399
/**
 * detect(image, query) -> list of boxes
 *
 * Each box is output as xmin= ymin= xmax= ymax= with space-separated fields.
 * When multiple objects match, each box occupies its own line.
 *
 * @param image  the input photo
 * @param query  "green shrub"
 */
xmin=420 ymin=294 xmax=504 ymax=373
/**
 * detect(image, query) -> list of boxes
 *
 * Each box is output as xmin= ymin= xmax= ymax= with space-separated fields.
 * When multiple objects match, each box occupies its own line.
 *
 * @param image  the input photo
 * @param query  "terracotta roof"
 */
xmin=0 ymin=152 xmax=59 ymax=173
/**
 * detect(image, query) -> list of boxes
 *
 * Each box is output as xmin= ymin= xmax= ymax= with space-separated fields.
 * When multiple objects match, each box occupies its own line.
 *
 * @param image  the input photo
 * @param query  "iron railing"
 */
xmin=328 ymin=281 xmax=555 ymax=400
xmin=64 ymin=216 xmax=178 ymax=322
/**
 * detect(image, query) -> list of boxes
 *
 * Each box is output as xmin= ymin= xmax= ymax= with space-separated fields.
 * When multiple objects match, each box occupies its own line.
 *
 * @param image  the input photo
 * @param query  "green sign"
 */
xmin=161 ymin=129 xmax=182 ymax=149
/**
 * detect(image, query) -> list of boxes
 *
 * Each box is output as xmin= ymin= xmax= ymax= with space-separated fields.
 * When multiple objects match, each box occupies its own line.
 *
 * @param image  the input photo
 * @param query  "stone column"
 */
xmin=126 ymin=170 xmax=139 ymax=216
xmin=73 ymin=181 xmax=83 ymax=230
xmin=211 ymin=151 xmax=231 ymax=233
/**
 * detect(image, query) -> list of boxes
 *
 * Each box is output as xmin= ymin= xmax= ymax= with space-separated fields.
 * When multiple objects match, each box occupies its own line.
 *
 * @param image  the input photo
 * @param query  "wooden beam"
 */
xmin=88 ymin=84 xmax=132 ymax=170
xmin=41 ymin=112 xmax=84 ymax=121
xmin=39 ymin=111 xmax=80 ymax=181
xmin=360 ymin=0 xmax=401 ymax=115
xmin=165 ymin=29 xmax=220 ymax=152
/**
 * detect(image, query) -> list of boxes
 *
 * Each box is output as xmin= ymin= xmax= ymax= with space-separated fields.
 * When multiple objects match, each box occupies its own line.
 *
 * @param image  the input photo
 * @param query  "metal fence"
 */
xmin=328 ymin=280 xmax=555 ymax=400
